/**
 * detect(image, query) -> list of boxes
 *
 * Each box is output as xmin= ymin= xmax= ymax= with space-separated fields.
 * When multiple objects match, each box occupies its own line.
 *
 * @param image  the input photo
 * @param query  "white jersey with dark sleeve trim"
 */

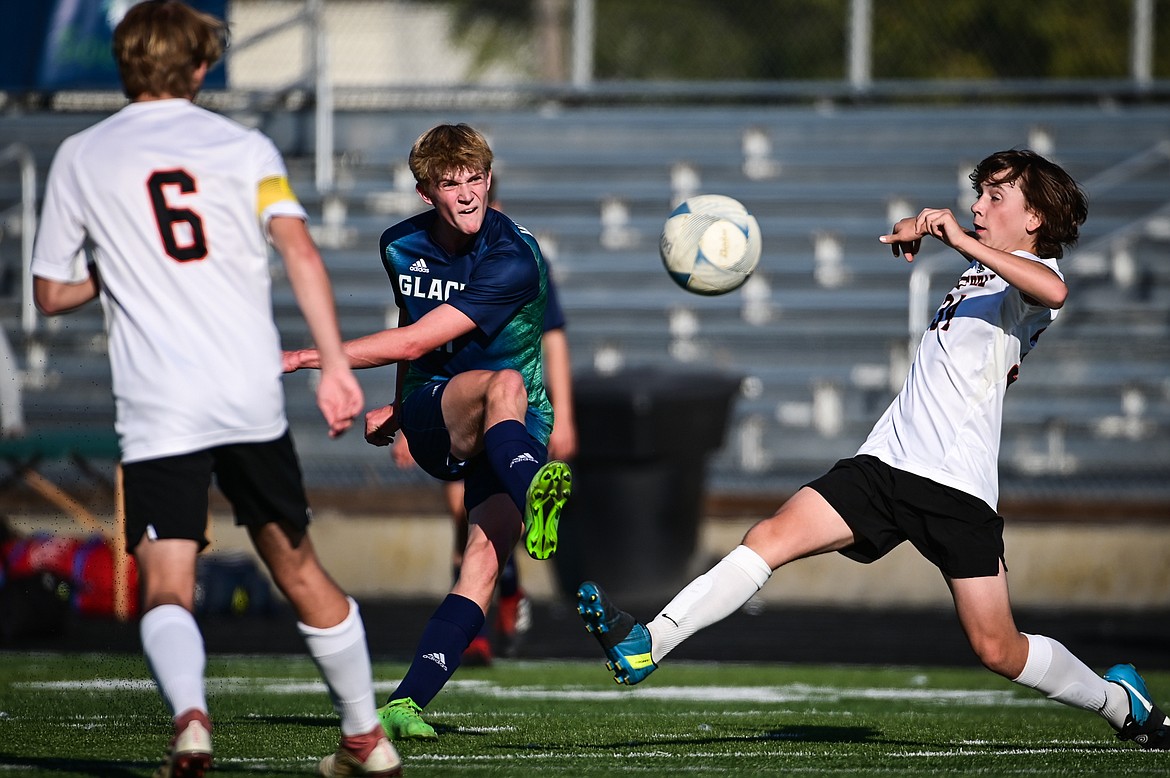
xmin=856 ymin=251 xmax=1062 ymax=510
xmin=31 ymin=99 xmax=308 ymax=463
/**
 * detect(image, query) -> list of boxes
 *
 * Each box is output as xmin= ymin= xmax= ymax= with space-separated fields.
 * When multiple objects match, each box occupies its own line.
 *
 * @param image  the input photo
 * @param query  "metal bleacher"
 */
xmin=3 ymin=102 xmax=1169 ymax=507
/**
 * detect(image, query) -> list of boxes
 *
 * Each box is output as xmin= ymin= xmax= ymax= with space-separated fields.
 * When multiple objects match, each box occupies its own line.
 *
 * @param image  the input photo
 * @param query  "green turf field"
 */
xmin=2 ymin=653 xmax=1167 ymax=776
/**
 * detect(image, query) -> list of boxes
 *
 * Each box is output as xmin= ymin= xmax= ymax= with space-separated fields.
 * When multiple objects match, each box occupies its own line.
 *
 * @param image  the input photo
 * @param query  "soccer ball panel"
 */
xmin=659 ymin=195 xmax=761 ymax=296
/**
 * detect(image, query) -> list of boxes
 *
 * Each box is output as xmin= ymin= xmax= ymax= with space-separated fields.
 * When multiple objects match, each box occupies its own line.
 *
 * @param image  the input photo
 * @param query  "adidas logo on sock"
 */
xmin=422 ymin=652 xmax=447 ymax=671
xmin=509 ymin=453 xmax=538 ymax=468
xmin=409 ymin=258 xmax=430 ymax=273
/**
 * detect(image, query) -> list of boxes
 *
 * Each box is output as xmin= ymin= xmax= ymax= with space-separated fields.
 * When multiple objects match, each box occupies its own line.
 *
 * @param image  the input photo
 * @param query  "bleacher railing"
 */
xmin=0 ymin=142 xmax=37 ymax=427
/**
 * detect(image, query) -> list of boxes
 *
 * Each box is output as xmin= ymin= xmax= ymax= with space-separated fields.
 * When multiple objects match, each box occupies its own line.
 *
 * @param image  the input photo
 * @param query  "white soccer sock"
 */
xmin=140 ymin=604 xmax=207 ymax=719
xmin=298 ymin=597 xmax=379 ymax=736
xmin=646 ymin=545 xmax=772 ymax=663
xmin=1013 ymin=633 xmax=1128 ymax=727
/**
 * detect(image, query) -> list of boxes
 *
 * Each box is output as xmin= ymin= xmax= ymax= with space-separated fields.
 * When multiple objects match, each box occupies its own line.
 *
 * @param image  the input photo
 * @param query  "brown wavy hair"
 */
xmin=409 ymin=124 xmax=494 ymax=187
xmin=113 ymin=1 xmax=227 ymax=100
xmin=971 ymin=149 xmax=1088 ymax=259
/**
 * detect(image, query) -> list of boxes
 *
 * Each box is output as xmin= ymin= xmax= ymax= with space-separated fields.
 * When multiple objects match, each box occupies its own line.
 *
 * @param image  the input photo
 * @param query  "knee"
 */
xmin=970 ymin=633 xmax=1028 ymax=679
xmin=741 ymin=514 xmax=790 ymax=560
xmin=485 ymin=370 xmax=528 ymax=410
xmin=742 ymin=517 xmax=777 ymax=548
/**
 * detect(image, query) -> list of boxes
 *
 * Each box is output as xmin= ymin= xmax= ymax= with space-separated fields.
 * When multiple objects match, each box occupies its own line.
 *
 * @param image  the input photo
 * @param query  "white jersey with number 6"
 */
xmin=32 ymin=99 xmax=307 ymax=463
xmin=857 ymin=252 xmax=1062 ymax=510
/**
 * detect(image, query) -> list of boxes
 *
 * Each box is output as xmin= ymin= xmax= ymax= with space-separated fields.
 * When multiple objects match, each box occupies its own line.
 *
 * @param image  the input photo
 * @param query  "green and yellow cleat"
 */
xmin=524 ymin=460 xmax=572 ymax=560
xmin=376 ymin=697 xmax=437 ymax=740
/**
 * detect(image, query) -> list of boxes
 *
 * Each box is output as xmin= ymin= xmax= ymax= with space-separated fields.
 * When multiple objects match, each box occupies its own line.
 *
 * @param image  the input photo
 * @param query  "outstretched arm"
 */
xmin=285 ymin=302 xmax=476 ymax=371
xmin=270 ymin=216 xmax=363 ymax=437
xmin=880 ymin=208 xmax=1067 ymax=309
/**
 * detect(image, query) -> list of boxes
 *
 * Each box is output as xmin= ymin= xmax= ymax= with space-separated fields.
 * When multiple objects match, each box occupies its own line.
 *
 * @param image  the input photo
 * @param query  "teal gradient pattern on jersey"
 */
xmin=380 ymin=209 xmax=553 ymax=443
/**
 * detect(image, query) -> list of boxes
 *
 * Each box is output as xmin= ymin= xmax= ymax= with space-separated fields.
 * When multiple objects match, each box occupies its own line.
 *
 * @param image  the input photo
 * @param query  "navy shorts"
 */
xmin=400 ymin=380 xmax=546 ymax=512
xmin=806 ymin=455 xmax=1006 ymax=579
xmin=122 ymin=431 xmax=311 ymax=551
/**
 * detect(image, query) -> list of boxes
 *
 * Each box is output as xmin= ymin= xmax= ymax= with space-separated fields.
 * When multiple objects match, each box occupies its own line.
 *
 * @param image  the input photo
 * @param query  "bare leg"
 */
xmin=250 ymin=521 xmax=348 ymax=627
xmin=648 ymin=487 xmax=856 ymax=661
xmin=134 ymin=537 xmax=206 ymax=719
xmin=251 ymin=522 xmax=377 ymax=736
xmin=453 ymin=494 xmax=522 ymax=612
xmin=947 ymin=564 xmax=1029 ymax=677
xmin=950 ymin=565 xmax=1123 ymax=720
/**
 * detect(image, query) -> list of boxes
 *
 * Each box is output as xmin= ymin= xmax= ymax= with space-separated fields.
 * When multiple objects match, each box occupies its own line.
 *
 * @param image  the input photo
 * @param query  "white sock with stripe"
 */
xmin=1013 ymin=632 xmax=1129 ymax=728
xmin=646 ymin=545 xmax=772 ymax=663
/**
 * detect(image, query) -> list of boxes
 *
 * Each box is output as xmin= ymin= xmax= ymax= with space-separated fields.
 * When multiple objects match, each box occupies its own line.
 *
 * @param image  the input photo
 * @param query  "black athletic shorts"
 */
xmin=400 ymin=379 xmax=546 ymax=512
xmin=805 ymin=454 xmax=1006 ymax=579
xmin=122 ymin=431 xmax=311 ymax=551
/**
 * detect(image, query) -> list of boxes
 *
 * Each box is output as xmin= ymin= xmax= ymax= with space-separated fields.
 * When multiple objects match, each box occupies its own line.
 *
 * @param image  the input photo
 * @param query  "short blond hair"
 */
xmin=113 ymin=0 xmax=227 ymax=100
xmin=408 ymin=124 xmax=493 ymax=187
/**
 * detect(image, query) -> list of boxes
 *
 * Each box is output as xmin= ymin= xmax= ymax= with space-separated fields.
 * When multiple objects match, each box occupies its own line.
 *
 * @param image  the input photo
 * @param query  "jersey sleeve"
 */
xmin=379 ymin=229 xmax=407 ymax=312
xmin=253 ymin=133 xmax=307 ymax=225
xmin=31 ymin=136 xmax=91 ymax=283
xmin=449 ymin=236 xmax=541 ymax=340
xmin=542 ymin=269 xmax=566 ymax=333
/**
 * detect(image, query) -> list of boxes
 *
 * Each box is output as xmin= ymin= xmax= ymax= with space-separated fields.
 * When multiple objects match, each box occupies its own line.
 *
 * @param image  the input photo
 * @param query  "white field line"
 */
xmin=13 ymin=676 xmax=1043 ymax=707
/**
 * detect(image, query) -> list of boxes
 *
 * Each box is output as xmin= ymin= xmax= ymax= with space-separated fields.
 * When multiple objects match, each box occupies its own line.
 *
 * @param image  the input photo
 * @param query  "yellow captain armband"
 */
xmin=257 ymin=175 xmax=298 ymax=216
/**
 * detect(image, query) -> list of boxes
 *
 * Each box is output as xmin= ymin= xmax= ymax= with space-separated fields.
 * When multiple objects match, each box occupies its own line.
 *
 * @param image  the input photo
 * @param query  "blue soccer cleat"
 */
xmin=1104 ymin=663 xmax=1170 ymax=749
xmin=576 ymin=581 xmax=657 ymax=685
xmin=524 ymin=460 xmax=572 ymax=560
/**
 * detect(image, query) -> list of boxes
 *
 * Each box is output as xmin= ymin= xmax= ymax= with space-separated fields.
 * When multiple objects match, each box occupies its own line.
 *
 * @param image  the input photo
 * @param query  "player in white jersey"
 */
xmin=577 ymin=150 xmax=1170 ymax=750
xmin=30 ymin=2 xmax=400 ymax=776
xmin=855 ymin=248 xmax=1062 ymax=510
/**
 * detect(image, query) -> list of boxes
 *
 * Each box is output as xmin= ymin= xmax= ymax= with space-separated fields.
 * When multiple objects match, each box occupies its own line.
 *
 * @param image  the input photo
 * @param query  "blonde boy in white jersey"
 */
xmin=30 ymin=2 xmax=400 ymax=775
xmin=578 ymin=150 xmax=1169 ymax=750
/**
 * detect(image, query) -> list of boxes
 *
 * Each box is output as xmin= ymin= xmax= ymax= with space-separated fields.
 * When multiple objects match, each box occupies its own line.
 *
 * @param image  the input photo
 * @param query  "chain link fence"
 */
xmin=225 ymin=0 xmax=1170 ymax=98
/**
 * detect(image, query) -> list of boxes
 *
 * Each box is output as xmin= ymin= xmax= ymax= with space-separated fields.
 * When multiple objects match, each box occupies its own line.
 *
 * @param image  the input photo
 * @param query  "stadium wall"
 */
xmin=7 ymin=510 xmax=1169 ymax=609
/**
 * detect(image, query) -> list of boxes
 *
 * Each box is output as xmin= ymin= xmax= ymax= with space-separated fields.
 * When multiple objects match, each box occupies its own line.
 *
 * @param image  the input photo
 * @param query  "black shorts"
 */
xmin=806 ymin=455 xmax=1006 ymax=579
xmin=122 ymin=431 xmax=311 ymax=551
xmin=400 ymin=380 xmax=546 ymax=513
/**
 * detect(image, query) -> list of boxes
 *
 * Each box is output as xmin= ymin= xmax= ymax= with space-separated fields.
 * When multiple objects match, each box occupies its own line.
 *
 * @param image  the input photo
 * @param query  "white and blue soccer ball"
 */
xmin=659 ymin=194 xmax=762 ymax=296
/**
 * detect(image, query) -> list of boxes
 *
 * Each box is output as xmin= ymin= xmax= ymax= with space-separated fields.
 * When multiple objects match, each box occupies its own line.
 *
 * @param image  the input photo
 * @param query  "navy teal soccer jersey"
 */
xmin=379 ymin=207 xmax=553 ymax=443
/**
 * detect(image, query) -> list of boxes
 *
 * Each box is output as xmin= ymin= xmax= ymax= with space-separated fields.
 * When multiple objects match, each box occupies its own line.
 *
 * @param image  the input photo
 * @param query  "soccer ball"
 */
xmin=659 ymin=194 xmax=762 ymax=295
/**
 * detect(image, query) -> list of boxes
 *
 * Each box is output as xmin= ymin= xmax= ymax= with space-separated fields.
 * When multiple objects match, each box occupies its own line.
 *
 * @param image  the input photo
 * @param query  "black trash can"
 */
xmin=553 ymin=367 xmax=741 ymax=602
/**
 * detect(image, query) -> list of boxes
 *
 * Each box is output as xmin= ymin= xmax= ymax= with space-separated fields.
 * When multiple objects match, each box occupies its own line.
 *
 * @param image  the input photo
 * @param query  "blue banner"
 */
xmin=1 ymin=0 xmax=228 ymax=91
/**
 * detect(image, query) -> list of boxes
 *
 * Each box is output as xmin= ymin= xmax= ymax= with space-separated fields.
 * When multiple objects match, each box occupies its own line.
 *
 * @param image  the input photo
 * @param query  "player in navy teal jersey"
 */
xmin=284 ymin=123 xmax=572 ymax=740
xmin=378 ymin=206 xmax=553 ymax=446
xmin=391 ymin=234 xmax=577 ymax=667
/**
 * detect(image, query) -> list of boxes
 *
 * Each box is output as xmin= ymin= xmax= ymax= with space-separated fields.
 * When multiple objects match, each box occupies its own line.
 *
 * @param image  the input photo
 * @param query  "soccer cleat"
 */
xmin=495 ymin=588 xmax=532 ymax=657
xmin=153 ymin=708 xmax=212 ymax=778
xmin=318 ymin=725 xmax=403 ymax=777
xmin=377 ymin=697 xmax=437 ymax=740
xmin=524 ymin=460 xmax=572 ymax=560
xmin=1104 ymin=663 xmax=1170 ymax=749
xmin=576 ymin=581 xmax=657 ymax=685
xmin=462 ymin=634 xmax=494 ymax=667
